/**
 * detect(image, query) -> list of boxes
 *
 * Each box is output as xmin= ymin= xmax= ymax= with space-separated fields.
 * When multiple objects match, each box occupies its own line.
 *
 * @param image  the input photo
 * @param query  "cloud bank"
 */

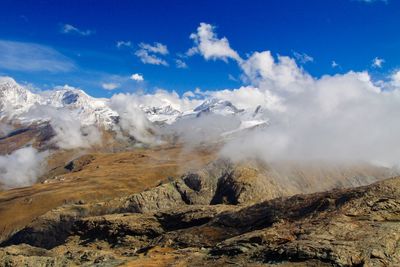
xmin=27 ymin=104 xmax=102 ymax=150
xmin=186 ymin=23 xmax=400 ymax=166
xmin=0 ymin=147 xmax=48 ymax=189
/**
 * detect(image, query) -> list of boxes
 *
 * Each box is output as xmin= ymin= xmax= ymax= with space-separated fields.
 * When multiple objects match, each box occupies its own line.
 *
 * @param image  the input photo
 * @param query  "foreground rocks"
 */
xmin=0 ymin=159 xmax=399 ymax=266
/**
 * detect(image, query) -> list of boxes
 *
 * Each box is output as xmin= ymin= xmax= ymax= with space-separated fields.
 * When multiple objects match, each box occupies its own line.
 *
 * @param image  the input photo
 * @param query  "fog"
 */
xmin=0 ymin=147 xmax=48 ymax=188
xmin=0 ymin=122 xmax=14 ymax=137
xmin=27 ymin=105 xmax=102 ymax=149
xmin=219 ymin=53 xmax=400 ymax=167
xmin=110 ymin=93 xmax=159 ymax=144
xmin=164 ymin=113 xmax=241 ymax=145
xmin=189 ymin=23 xmax=400 ymax=167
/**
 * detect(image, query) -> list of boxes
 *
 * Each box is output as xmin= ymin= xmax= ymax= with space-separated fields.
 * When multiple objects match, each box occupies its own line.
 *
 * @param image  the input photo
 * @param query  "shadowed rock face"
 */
xmin=0 ymin=157 xmax=399 ymax=266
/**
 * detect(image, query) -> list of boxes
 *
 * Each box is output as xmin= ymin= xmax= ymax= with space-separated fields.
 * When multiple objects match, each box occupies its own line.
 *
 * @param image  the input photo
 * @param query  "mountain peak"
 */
xmin=194 ymin=98 xmax=243 ymax=115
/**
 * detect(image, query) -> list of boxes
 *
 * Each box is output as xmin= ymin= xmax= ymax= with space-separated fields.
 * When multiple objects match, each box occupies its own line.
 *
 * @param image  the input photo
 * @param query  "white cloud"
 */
xmin=220 ymin=49 xmax=400 ymax=166
xmin=124 ymin=89 xmax=201 ymax=112
xmin=102 ymin=82 xmax=120 ymax=90
xmin=390 ymin=70 xmax=400 ymax=88
xmin=135 ymin=42 xmax=169 ymax=66
xmin=292 ymin=51 xmax=314 ymax=64
xmin=135 ymin=50 xmax=168 ymax=66
xmin=138 ymin=42 xmax=168 ymax=55
xmin=109 ymin=94 xmax=157 ymax=143
xmin=61 ymin=24 xmax=94 ymax=36
xmin=116 ymin=41 xmax=132 ymax=48
xmin=0 ymin=147 xmax=48 ymax=189
xmin=188 ymin=23 xmax=242 ymax=62
xmin=176 ymin=59 xmax=188 ymax=69
xmin=372 ymin=57 xmax=385 ymax=68
xmin=26 ymin=104 xmax=102 ymax=150
xmin=130 ymin=73 xmax=144 ymax=81
xmin=0 ymin=40 xmax=75 ymax=72
xmin=209 ymin=86 xmax=283 ymax=111
xmin=240 ymin=50 xmax=313 ymax=92
xmin=180 ymin=22 xmax=400 ymax=166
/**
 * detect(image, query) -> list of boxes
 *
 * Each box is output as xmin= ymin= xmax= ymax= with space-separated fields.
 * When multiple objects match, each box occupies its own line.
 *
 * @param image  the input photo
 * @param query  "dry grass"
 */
xmin=0 ymin=145 xmax=217 ymax=240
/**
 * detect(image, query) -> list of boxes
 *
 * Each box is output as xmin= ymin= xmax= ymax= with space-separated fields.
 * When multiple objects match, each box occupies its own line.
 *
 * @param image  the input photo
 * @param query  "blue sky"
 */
xmin=0 ymin=0 xmax=399 ymax=97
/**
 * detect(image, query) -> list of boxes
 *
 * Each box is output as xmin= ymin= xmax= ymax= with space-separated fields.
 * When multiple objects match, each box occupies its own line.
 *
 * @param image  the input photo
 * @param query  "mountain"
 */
xmin=0 ymin=77 xmax=268 ymax=141
xmin=0 ymin=149 xmax=398 ymax=266
xmin=141 ymin=104 xmax=181 ymax=124
xmin=0 ymin=77 xmax=118 ymax=129
xmin=0 ymin=77 xmax=41 ymax=119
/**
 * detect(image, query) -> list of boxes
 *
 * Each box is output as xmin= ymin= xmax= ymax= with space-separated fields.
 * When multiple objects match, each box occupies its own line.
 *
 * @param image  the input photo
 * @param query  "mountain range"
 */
xmin=0 ymin=77 xmax=268 ymax=140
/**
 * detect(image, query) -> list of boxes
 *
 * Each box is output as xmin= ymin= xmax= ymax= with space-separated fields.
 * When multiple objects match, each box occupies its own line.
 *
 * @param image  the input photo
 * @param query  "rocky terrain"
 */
xmin=0 ymin=150 xmax=399 ymax=266
xmin=1 ymin=76 xmax=400 ymax=266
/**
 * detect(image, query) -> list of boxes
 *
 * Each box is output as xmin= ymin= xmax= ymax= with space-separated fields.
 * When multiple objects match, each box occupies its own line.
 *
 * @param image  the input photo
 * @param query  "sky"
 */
xmin=0 ymin=0 xmax=399 ymax=97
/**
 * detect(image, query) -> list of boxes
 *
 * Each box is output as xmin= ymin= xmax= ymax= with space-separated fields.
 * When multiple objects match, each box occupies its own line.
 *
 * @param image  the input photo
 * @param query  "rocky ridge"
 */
xmin=1 ymin=158 xmax=399 ymax=266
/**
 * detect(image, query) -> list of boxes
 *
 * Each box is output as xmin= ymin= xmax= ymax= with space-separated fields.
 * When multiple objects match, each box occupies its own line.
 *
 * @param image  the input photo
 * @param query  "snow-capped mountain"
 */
xmin=0 ymin=78 xmax=118 ymax=128
xmin=193 ymin=98 xmax=244 ymax=116
xmin=140 ymin=104 xmax=181 ymax=124
xmin=0 ymin=77 xmax=41 ymax=118
xmin=0 ymin=77 xmax=268 ymax=138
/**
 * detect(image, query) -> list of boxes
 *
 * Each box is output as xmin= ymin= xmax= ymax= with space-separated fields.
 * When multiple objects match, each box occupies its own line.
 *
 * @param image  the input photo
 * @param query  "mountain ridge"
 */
xmin=0 ymin=77 xmax=268 ymax=140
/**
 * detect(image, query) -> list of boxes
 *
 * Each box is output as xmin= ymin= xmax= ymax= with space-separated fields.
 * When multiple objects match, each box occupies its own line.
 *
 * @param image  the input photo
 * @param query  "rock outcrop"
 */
xmin=1 ymin=166 xmax=399 ymax=266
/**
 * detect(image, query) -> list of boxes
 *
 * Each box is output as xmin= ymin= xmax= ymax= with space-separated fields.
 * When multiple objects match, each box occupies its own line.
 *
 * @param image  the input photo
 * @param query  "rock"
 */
xmin=2 ymin=163 xmax=400 ymax=266
xmin=122 ymin=183 xmax=186 ymax=213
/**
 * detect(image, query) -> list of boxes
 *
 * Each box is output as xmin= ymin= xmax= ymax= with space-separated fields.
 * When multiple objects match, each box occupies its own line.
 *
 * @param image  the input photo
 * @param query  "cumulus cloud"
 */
xmin=61 ymin=24 xmax=94 ymax=36
xmin=116 ymin=41 xmax=132 ymax=48
xmin=390 ymin=70 xmax=400 ymax=88
xmin=208 ymin=86 xmax=283 ymax=111
xmin=240 ymin=50 xmax=313 ymax=93
xmin=102 ymin=82 xmax=120 ymax=90
xmin=138 ymin=42 xmax=168 ymax=55
xmin=26 ymin=105 xmax=102 ymax=150
xmin=176 ymin=59 xmax=188 ymax=69
xmin=135 ymin=42 xmax=169 ymax=66
xmin=130 ymin=73 xmax=144 ymax=81
xmin=180 ymin=22 xmax=400 ymax=167
xmin=0 ymin=40 xmax=75 ymax=72
xmin=188 ymin=23 xmax=242 ymax=62
xmin=220 ymin=53 xmax=400 ymax=166
xmin=109 ymin=93 xmax=158 ymax=143
xmin=372 ymin=57 xmax=385 ymax=68
xmin=0 ymin=147 xmax=48 ymax=189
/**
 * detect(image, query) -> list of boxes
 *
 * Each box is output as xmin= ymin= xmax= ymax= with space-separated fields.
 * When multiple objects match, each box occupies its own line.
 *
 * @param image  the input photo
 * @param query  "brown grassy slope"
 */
xmin=0 ymin=145 xmax=216 ymax=241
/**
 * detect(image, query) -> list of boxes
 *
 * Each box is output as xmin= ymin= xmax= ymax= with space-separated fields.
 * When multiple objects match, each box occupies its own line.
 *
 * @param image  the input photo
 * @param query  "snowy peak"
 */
xmin=0 ymin=79 xmax=118 ymax=128
xmin=0 ymin=77 xmax=270 ymax=139
xmin=142 ymin=104 xmax=181 ymax=116
xmin=0 ymin=77 xmax=41 ymax=118
xmin=141 ymin=104 xmax=181 ymax=124
xmin=193 ymin=98 xmax=243 ymax=116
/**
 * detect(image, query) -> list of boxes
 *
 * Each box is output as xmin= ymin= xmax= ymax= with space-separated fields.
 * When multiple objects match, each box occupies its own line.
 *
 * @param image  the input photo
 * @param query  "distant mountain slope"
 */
xmin=0 ymin=77 xmax=268 ymax=140
xmin=0 ymin=151 xmax=398 ymax=266
xmin=0 ymin=77 xmax=118 ymax=128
